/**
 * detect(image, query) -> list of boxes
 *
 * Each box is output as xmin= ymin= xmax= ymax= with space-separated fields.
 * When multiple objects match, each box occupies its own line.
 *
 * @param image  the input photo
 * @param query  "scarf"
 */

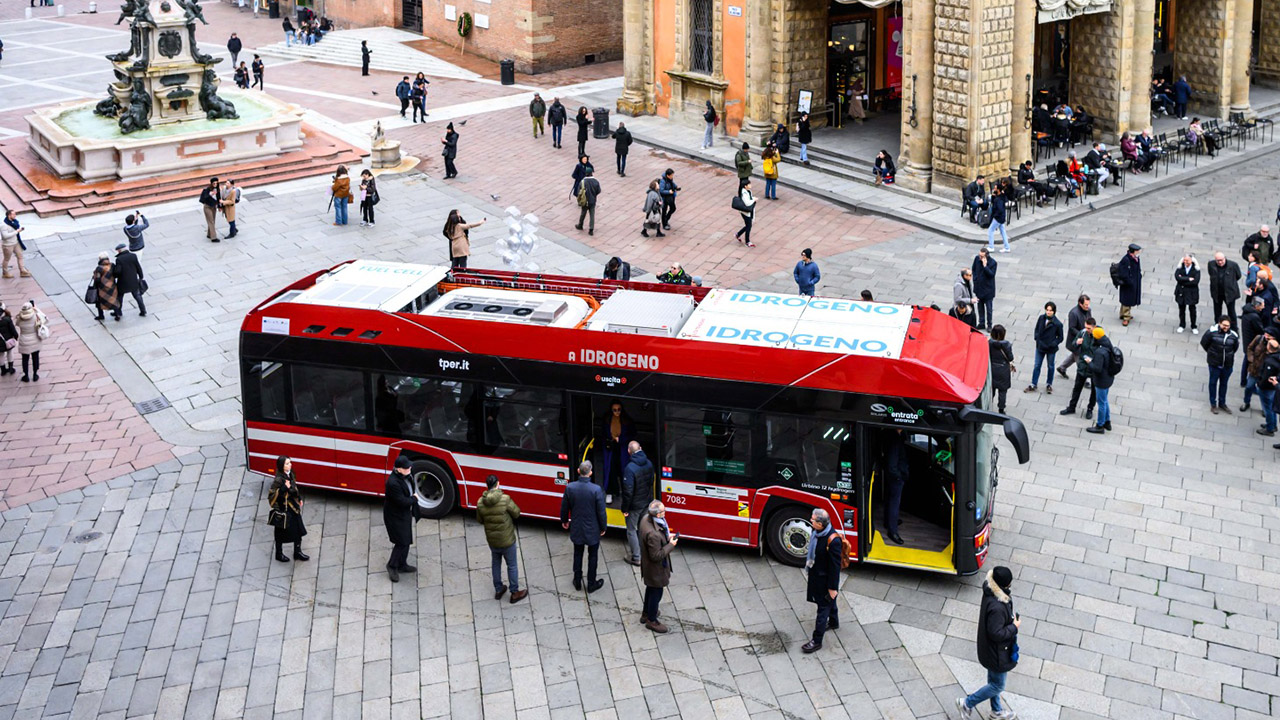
xmin=806 ymin=522 xmax=832 ymax=569
xmin=653 ymin=515 xmax=671 ymax=568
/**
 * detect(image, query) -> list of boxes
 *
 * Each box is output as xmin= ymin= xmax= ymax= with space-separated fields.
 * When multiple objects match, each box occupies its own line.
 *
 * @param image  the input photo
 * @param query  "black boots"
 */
xmin=293 ymin=544 xmax=309 ymax=561
xmin=0 ymin=363 xmax=12 ymax=376
xmin=275 ymin=541 xmax=289 ymax=563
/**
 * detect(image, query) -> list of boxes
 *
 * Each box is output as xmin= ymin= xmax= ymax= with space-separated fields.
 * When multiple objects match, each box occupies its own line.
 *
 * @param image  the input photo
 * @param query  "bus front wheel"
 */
xmin=411 ymin=460 xmax=457 ymax=519
xmin=765 ymin=505 xmax=813 ymax=567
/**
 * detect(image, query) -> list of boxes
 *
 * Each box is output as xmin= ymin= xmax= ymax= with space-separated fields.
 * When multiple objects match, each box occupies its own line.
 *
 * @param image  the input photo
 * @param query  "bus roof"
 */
xmin=244 ymin=261 xmax=990 ymax=405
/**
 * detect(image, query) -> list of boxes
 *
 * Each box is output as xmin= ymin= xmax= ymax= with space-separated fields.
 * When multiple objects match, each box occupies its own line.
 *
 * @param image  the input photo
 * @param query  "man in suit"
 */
xmin=384 ymin=456 xmax=422 ymax=583
xmin=560 ymin=461 xmax=607 ymax=593
xmin=113 ymin=243 xmax=146 ymax=318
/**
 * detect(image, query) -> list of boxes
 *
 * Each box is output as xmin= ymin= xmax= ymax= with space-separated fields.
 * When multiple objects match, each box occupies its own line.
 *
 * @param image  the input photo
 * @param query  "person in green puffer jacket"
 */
xmin=477 ymin=475 xmax=527 ymax=603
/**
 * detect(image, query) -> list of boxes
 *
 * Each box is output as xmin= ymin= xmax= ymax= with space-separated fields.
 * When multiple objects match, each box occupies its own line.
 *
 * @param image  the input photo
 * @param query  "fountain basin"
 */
xmin=27 ymin=91 xmax=305 ymax=182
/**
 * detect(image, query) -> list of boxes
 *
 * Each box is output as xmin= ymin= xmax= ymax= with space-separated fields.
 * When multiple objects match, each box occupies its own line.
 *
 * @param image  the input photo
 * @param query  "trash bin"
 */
xmin=268 ymin=0 xmax=279 ymax=18
xmin=499 ymin=59 xmax=515 ymax=86
xmin=593 ymin=108 xmax=610 ymax=139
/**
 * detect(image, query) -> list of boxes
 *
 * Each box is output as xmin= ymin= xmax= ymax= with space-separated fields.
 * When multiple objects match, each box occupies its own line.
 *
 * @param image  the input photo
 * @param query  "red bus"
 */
xmin=240 ymin=260 xmax=1029 ymax=575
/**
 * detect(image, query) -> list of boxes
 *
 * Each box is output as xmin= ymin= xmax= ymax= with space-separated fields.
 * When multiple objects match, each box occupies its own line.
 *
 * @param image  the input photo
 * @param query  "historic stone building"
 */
xmin=619 ymin=0 xmax=1267 ymax=192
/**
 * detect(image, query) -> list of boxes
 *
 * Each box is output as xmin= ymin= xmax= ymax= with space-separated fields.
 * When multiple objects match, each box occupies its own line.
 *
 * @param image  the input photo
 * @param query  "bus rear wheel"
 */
xmin=765 ymin=505 xmax=813 ymax=567
xmin=411 ymin=459 xmax=457 ymax=519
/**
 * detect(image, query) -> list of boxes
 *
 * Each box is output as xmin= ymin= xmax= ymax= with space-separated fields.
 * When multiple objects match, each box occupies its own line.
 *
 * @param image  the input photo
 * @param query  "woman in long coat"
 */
xmin=93 ymin=253 xmax=121 ymax=322
xmin=269 ymin=455 xmax=308 ymax=562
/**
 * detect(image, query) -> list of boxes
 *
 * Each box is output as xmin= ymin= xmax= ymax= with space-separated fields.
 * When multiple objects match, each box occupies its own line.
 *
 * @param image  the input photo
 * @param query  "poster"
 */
xmin=797 ymin=90 xmax=813 ymax=114
xmin=886 ymin=17 xmax=903 ymax=94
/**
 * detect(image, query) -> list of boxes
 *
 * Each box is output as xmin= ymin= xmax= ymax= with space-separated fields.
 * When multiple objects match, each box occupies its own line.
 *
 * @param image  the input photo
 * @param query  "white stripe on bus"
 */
xmin=458 ymin=479 xmax=568 ymax=499
xmin=247 ymin=428 xmax=387 ymax=456
xmin=248 ymin=452 xmax=385 ymax=474
xmin=454 ymin=454 xmax=566 ymax=475
xmin=663 ymin=506 xmax=755 ymax=523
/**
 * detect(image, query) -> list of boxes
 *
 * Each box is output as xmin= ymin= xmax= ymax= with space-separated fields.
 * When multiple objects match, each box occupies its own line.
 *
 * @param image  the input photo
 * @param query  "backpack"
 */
xmin=576 ymin=183 xmax=589 ymax=208
xmin=977 ymin=207 xmax=992 ymax=229
xmin=1107 ymin=344 xmax=1124 ymax=375
xmin=827 ymin=533 xmax=850 ymax=569
xmin=1109 ymin=261 xmax=1124 ymax=287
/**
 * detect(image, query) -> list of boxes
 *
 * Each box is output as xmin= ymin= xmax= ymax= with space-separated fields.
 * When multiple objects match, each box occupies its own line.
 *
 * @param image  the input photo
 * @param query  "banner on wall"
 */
xmin=886 ymin=17 xmax=902 ymax=94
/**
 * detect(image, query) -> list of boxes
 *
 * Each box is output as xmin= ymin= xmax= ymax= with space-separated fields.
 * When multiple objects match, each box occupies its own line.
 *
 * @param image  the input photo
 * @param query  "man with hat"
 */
xmin=794 ymin=248 xmax=821 ymax=297
xmin=956 ymin=565 xmax=1020 ymax=719
xmin=113 ymin=242 xmax=146 ymax=318
xmin=384 ymin=456 xmax=424 ymax=583
xmin=1116 ymin=243 xmax=1143 ymax=326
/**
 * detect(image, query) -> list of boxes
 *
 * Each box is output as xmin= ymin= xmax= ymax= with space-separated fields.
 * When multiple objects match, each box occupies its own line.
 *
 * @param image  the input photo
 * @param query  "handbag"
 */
xmin=4 ymin=338 xmax=15 ymax=351
xmin=84 ymin=284 xmax=98 ymax=305
xmin=267 ymin=508 xmax=286 ymax=528
xmin=139 ymin=279 xmax=149 ymax=295
xmin=36 ymin=322 xmax=50 ymax=340
xmin=731 ymin=194 xmax=749 ymax=213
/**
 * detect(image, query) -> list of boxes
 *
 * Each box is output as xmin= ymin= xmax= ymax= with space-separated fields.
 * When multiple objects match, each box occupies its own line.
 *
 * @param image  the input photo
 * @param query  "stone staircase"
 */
xmin=779 ymin=144 xmax=877 ymax=188
xmin=254 ymin=27 xmax=481 ymax=81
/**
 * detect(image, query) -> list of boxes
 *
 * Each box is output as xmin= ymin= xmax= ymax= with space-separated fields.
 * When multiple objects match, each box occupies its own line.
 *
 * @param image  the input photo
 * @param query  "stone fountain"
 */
xmin=25 ymin=0 xmax=305 ymax=182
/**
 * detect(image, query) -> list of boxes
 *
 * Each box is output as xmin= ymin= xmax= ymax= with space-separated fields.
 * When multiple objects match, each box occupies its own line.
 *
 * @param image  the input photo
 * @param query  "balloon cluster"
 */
xmin=495 ymin=206 xmax=541 ymax=272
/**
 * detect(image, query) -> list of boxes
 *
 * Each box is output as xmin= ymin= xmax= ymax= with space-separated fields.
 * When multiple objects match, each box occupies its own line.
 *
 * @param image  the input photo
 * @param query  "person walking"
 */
xmin=621 ymin=440 xmax=655 ymax=566
xmin=358 ymin=169 xmax=377 ymax=226
xmin=444 ymin=210 xmax=485 ymax=269
xmin=1241 ymin=297 xmax=1267 ymax=391
xmin=971 ymin=248 xmax=998 ymax=330
xmin=14 ymin=301 xmax=47 ymax=382
xmin=571 ymin=155 xmax=593 ymax=200
xmin=988 ymin=325 xmax=1015 ymax=413
xmin=658 ymin=168 xmax=679 ymax=231
xmin=611 ymin=122 xmax=633 ymax=177
xmin=395 ymin=76 xmax=412 ymax=117
xmin=441 ymin=123 xmax=459 ymax=179
xmin=282 ymin=17 xmax=296 ymax=46
xmin=360 ymin=40 xmax=371 ymax=76
xmin=1173 ymin=75 xmax=1191 ymax=119
xmin=1 ymin=212 xmax=29 ymax=278
xmin=199 ymin=177 xmax=221 ymax=241
xmin=761 ymin=144 xmax=780 ymax=200
xmin=797 ymin=112 xmax=812 ymax=165
xmin=123 ymin=212 xmax=149 ymax=252
xmin=548 ymin=97 xmax=567 ymax=148
xmin=1174 ymin=253 xmax=1201 ymax=333
xmin=794 ymin=248 xmax=821 ymax=297
xmin=113 ymin=243 xmax=146 ymax=318
xmin=220 ymin=179 xmax=239 ymax=238
xmin=642 ymin=180 xmax=665 ymax=238
xmin=560 ymin=461 xmax=606 ymax=593
xmin=986 ymin=184 xmax=1011 ymax=253
xmin=1057 ymin=294 xmax=1090 ymax=378
xmin=1026 ymin=302 xmax=1064 ymax=394
xmin=1060 ymin=317 xmax=1099 ymax=419
xmin=251 ymin=55 xmax=264 ymax=90
xmin=269 ymin=455 xmax=308 ymax=562
xmin=574 ymin=106 xmax=591 ymax=157
xmin=702 ymin=101 xmax=717 ymax=149
xmin=734 ymin=142 xmax=753 ymax=187
xmin=1083 ymin=326 xmax=1116 ymax=433
xmin=575 ymin=168 xmax=601 ymax=236
xmin=1116 ymin=243 xmax=1143 ymax=326
xmin=734 ymin=179 xmax=756 ymax=248
xmin=477 ymin=474 xmax=527 ymax=603
xmin=0 ymin=302 xmax=16 ymax=377
xmin=800 ymin=508 xmax=843 ymax=654
xmin=331 ymin=166 xmax=353 ymax=225
xmin=412 ymin=73 xmax=429 ymax=122
xmin=227 ymin=33 xmax=242 ymax=68
xmin=1208 ymin=251 xmax=1242 ymax=331
xmin=639 ymin=500 xmax=678 ymax=633
xmin=1202 ymin=316 xmax=1240 ymax=414
xmin=92 ymin=253 xmax=121 ymax=322
xmin=955 ymin=566 xmax=1020 ymax=720
xmin=529 ymin=93 xmax=546 ymax=138
xmin=384 ymin=456 xmax=422 ymax=583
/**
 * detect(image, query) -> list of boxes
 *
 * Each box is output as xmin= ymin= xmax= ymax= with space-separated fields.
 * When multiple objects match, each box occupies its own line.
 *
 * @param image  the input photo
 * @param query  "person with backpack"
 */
xmin=701 ymin=101 xmax=717 ymax=149
xmin=1114 ymin=243 xmax=1143 ymax=326
xmin=574 ymin=168 xmax=601 ymax=236
xmin=1084 ymin=326 xmax=1117 ymax=433
xmin=1201 ymin=316 xmax=1240 ymax=414
xmin=1060 ymin=317 xmax=1099 ymax=419
xmin=571 ymin=155 xmax=593 ymax=200
xmin=955 ymin=566 xmax=1020 ymax=720
xmin=800 ymin=508 xmax=845 ymax=654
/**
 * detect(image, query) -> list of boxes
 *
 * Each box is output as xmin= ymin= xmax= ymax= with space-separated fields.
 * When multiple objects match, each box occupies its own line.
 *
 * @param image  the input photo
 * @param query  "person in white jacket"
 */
xmin=1 ymin=211 xmax=29 ymax=279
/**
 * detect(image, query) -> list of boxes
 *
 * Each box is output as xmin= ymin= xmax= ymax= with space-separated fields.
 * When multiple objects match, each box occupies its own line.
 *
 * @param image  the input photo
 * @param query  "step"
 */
xmin=0 ymin=152 xmax=44 ymax=205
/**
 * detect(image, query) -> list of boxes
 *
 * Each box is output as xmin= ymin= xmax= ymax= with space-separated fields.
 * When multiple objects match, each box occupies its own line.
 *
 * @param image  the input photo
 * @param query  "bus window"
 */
xmin=245 ymin=361 xmax=288 ymax=421
xmin=484 ymin=386 xmax=565 ymax=454
xmin=291 ymin=365 xmax=367 ymax=430
xmin=975 ymin=425 xmax=996 ymax=521
xmin=377 ymin=374 xmax=474 ymax=441
xmin=766 ymin=416 xmax=852 ymax=493
xmin=663 ymin=405 xmax=752 ymax=479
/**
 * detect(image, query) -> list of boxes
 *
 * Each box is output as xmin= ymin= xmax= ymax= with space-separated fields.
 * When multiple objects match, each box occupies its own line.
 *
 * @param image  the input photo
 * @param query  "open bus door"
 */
xmin=568 ymin=393 xmax=658 ymax=529
xmin=861 ymin=425 xmax=957 ymax=573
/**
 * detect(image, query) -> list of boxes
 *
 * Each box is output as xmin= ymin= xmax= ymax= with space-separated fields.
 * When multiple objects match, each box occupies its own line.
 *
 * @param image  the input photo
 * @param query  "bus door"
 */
xmin=861 ymin=425 xmax=957 ymax=573
xmin=568 ymin=394 xmax=658 ymax=527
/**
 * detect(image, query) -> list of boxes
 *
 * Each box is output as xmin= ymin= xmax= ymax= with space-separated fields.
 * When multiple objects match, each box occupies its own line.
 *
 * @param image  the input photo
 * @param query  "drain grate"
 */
xmin=134 ymin=396 xmax=171 ymax=415
xmin=244 ymin=191 xmax=273 ymax=201
xmin=72 ymin=531 xmax=103 ymax=544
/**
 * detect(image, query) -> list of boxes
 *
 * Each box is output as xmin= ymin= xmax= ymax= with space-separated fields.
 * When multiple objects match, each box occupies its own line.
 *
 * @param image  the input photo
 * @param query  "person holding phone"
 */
xmin=957 ymin=566 xmax=1021 ymax=719
xmin=638 ymin=500 xmax=678 ymax=633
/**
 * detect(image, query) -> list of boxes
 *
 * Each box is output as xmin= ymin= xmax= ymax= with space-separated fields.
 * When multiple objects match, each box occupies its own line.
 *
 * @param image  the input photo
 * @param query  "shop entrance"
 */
xmin=1033 ymin=20 xmax=1072 ymax=111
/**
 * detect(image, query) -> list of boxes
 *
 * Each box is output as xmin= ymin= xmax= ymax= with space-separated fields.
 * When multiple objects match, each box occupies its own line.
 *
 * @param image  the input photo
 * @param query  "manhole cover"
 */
xmin=134 ymin=397 xmax=171 ymax=415
xmin=244 ymin=191 xmax=273 ymax=201
xmin=72 ymin=531 xmax=103 ymax=544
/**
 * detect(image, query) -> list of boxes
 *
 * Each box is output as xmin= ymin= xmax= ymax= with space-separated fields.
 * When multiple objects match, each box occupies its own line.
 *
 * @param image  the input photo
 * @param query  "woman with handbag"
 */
xmin=331 ymin=165 xmax=353 ymax=226
xmin=91 ymin=253 xmax=121 ymax=322
xmin=359 ymin=169 xmax=378 ymax=226
xmin=641 ymin=180 xmax=665 ymax=238
xmin=734 ymin=179 xmax=757 ymax=248
xmin=14 ymin=300 xmax=47 ymax=382
xmin=0 ymin=302 xmax=17 ymax=376
xmin=269 ymin=455 xmax=309 ymax=563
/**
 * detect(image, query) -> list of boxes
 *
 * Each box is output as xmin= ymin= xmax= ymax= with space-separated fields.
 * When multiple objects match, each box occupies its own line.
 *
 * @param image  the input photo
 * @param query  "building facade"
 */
xmin=619 ymin=0 xmax=1266 ymax=192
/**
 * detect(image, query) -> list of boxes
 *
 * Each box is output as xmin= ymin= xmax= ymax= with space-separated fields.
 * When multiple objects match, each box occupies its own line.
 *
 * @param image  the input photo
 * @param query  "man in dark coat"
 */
xmin=1172 ymin=75 xmax=1191 ymax=119
xmin=441 ymin=123 xmax=459 ymax=179
xmin=1240 ymin=298 xmax=1267 ymax=388
xmin=574 ymin=169 xmax=601 ymax=236
xmin=199 ymin=177 xmax=221 ymax=242
xmin=956 ymin=566 xmax=1020 ymax=719
xmin=112 ymin=243 xmax=146 ymax=317
xmin=1242 ymin=225 xmax=1273 ymax=266
xmin=638 ymin=500 xmax=678 ymax=633
xmin=1060 ymin=317 xmax=1098 ymax=419
xmin=547 ymin=97 xmax=567 ymax=148
xmin=621 ymin=441 xmax=655 ymax=566
xmin=971 ymin=248 xmax=998 ymax=330
xmin=360 ymin=40 xmax=371 ymax=76
xmin=395 ymin=76 xmax=412 ymax=117
xmin=1207 ymin=251 xmax=1243 ymax=330
xmin=963 ymin=176 xmax=986 ymax=222
xmin=797 ymin=112 xmax=812 ymax=164
xmin=659 ymin=168 xmax=680 ymax=230
xmin=1117 ymin=243 xmax=1142 ymax=326
xmin=1201 ymin=316 xmax=1240 ymax=413
xmin=801 ymin=508 xmax=843 ymax=653
xmin=1084 ymin=327 xmax=1116 ymax=433
xmin=881 ymin=429 xmax=908 ymax=545
xmin=383 ymin=455 xmax=421 ymax=583
xmin=611 ymin=123 xmax=633 ymax=177
xmin=560 ymin=461 xmax=607 ymax=593
xmin=227 ymin=33 xmax=242 ymax=68
xmin=1057 ymin=294 xmax=1090 ymax=378
xmin=1027 ymin=301 xmax=1064 ymax=392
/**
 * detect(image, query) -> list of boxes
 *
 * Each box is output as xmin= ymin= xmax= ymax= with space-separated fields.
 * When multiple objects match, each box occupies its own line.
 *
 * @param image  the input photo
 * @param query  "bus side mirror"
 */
xmin=1002 ymin=418 xmax=1030 ymax=464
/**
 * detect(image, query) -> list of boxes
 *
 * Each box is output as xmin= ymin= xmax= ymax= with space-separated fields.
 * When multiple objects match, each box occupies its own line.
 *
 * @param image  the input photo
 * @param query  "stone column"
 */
xmin=1008 ymin=0 xmax=1034 ymax=170
xmin=1230 ymin=0 xmax=1255 ymax=114
xmin=741 ymin=0 xmax=775 ymax=145
xmin=617 ymin=0 xmax=650 ymax=115
xmin=1129 ymin=0 xmax=1155 ymax=133
xmin=897 ymin=0 xmax=936 ymax=192
xmin=1257 ymin=0 xmax=1280 ymax=85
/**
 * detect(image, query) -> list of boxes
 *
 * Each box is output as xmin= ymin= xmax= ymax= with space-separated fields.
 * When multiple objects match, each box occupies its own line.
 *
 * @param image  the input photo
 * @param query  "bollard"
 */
xmin=25 ymin=7 xmax=33 ymax=19
xmin=89 ymin=1 xmax=97 ymax=12
xmin=57 ymin=4 xmax=66 ymax=17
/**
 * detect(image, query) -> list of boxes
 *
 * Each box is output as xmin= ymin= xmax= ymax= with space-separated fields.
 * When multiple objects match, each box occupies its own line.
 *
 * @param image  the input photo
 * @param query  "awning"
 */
xmin=833 ymin=0 xmax=900 ymax=7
